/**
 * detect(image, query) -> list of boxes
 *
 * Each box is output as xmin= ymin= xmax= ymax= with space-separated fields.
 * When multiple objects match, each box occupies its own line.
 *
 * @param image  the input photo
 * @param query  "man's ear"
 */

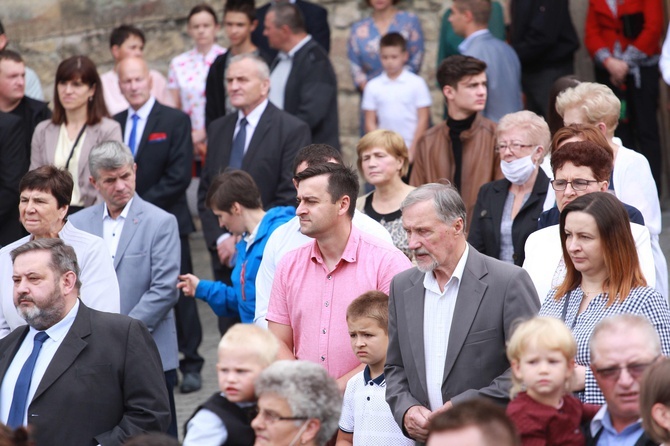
xmin=110 ymin=45 xmax=121 ymax=61
xmin=61 ymin=270 xmax=78 ymax=295
xmin=339 ymin=195 xmax=351 ymax=216
xmin=89 ymin=175 xmax=98 ymax=189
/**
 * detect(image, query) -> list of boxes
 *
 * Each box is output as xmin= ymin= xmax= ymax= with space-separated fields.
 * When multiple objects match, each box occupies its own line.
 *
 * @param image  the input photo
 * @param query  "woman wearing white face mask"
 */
xmin=468 ymin=111 xmax=550 ymax=266
xmin=252 ymin=361 xmax=341 ymax=446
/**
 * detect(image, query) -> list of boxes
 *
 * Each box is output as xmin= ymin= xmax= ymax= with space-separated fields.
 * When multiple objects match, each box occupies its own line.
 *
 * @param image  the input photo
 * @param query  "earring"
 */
xmin=88 ymin=96 xmax=93 ymax=102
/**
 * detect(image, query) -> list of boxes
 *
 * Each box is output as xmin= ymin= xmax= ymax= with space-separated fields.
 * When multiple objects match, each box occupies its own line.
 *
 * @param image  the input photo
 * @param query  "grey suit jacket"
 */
xmin=29 ymin=117 xmax=123 ymax=206
xmin=69 ymin=195 xmax=180 ymax=371
xmin=0 ymin=302 xmax=170 ymax=446
xmin=385 ymin=245 xmax=539 ymax=438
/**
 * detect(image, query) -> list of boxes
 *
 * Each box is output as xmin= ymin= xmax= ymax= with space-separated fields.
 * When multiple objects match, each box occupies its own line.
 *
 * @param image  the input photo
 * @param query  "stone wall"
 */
xmin=3 ymin=0 xmax=593 ymax=164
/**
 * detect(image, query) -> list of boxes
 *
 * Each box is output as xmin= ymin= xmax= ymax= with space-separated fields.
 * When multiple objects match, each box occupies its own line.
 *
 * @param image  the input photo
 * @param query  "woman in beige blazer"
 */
xmin=31 ymin=55 xmax=122 ymax=210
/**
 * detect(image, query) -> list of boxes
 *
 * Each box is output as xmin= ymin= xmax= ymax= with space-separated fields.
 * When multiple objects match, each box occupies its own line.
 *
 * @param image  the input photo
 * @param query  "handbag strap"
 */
xmin=561 ymin=290 xmax=572 ymax=323
xmin=65 ymin=124 xmax=87 ymax=171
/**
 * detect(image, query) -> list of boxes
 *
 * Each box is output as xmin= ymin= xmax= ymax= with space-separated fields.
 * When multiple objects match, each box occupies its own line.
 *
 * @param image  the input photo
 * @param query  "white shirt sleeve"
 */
xmin=338 ymin=377 xmax=356 ymax=433
xmin=361 ymin=81 xmax=377 ymax=112
xmin=414 ymin=78 xmax=433 ymax=108
xmin=183 ymin=408 xmax=228 ymax=446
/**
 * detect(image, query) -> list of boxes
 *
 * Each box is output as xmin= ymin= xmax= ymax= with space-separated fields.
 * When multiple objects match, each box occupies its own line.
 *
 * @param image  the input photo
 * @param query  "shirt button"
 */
xmin=367 ymin=397 xmax=370 ymax=401
xmin=320 ymin=356 xmax=325 ymax=361
xmin=327 ymin=275 xmax=332 ymax=280
xmin=322 ymin=329 xmax=326 ymax=334
xmin=324 ymin=301 xmax=329 ymax=307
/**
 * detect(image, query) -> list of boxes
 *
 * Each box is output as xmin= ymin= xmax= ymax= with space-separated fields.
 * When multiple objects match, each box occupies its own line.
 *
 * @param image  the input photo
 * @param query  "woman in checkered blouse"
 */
xmin=538 ymin=192 xmax=670 ymax=405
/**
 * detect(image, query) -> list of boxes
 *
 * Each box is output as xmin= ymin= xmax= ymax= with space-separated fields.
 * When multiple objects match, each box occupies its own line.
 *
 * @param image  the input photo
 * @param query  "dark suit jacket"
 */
xmin=199 ymin=101 xmax=310 ymax=250
xmin=468 ymin=169 xmax=550 ymax=266
xmin=114 ymin=101 xmax=195 ymax=236
xmin=0 ymin=302 xmax=170 ymax=446
xmin=0 ymin=112 xmax=26 ymax=246
xmin=385 ymin=246 xmax=540 ymax=440
xmin=538 ymin=201 xmax=644 ymax=229
xmin=9 ymin=96 xmax=51 ymax=170
xmin=276 ymin=38 xmax=340 ymax=149
xmin=204 ymin=49 xmax=274 ymax=128
xmin=252 ymin=0 xmax=330 ymax=59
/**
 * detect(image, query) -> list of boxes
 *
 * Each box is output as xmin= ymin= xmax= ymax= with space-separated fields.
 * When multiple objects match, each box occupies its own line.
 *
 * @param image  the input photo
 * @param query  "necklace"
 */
xmin=581 ymin=286 xmax=604 ymax=299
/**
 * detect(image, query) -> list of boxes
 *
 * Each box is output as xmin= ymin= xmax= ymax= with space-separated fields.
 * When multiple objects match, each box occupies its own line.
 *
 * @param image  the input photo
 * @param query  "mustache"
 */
xmin=16 ymin=294 xmax=34 ymax=304
xmin=412 ymin=249 xmax=430 ymax=256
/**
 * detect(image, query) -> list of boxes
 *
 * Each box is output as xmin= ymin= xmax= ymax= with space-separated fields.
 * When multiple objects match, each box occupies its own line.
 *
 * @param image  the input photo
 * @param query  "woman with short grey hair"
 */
xmin=252 ymin=361 xmax=342 ymax=446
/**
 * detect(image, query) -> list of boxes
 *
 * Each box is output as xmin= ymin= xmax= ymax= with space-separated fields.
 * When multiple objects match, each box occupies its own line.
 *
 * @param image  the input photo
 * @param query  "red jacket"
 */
xmin=585 ymin=0 xmax=663 ymax=57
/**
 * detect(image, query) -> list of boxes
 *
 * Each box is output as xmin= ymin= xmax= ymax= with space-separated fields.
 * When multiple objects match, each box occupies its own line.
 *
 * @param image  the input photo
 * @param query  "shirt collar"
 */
xmin=363 ymin=365 xmax=385 ymax=386
xmin=591 ymin=404 xmax=644 ymax=437
xmin=102 ymin=196 xmax=134 ymax=221
xmin=129 ymin=96 xmax=155 ymax=118
xmin=284 ymin=35 xmax=312 ymax=58
xmin=310 ymin=223 xmax=359 ymax=265
xmin=238 ymin=98 xmax=268 ymax=123
xmin=34 ymin=299 xmax=80 ymax=343
xmin=423 ymin=244 xmax=469 ymax=294
xmin=244 ymin=219 xmax=262 ymax=248
xmin=190 ymin=44 xmax=226 ymax=65
xmin=458 ymin=29 xmax=490 ymax=53
xmin=380 ymin=69 xmax=409 ymax=83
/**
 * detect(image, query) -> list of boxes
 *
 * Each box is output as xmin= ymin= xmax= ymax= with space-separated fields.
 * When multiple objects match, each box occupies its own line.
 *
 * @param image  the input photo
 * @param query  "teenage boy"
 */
xmin=183 ymin=324 xmax=280 ymax=445
xmin=362 ymin=32 xmax=431 ymax=160
xmin=336 ymin=291 xmax=414 ymax=446
xmin=409 ymin=54 xmax=501 ymax=227
xmin=205 ymin=0 xmax=273 ymax=127
xmin=100 ymin=24 xmax=174 ymax=115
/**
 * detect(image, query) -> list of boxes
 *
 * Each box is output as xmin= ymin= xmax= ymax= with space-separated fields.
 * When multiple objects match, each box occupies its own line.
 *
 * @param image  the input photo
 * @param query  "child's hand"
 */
xmin=570 ymin=364 xmax=587 ymax=392
xmin=177 ymin=274 xmax=200 ymax=297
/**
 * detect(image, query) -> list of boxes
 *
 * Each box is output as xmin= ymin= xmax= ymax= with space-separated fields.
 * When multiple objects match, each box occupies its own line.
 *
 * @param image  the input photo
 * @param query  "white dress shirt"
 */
xmin=268 ymin=35 xmax=311 ymax=109
xmin=0 ymin=300 xmax=80 ymax=426
xmin=102 ymin=197 xmax=134 ymax=260
xmin=424 ymin=244 xmax=469 ymax=411
xmin=123 ymin=96 xmax=156 ymax=156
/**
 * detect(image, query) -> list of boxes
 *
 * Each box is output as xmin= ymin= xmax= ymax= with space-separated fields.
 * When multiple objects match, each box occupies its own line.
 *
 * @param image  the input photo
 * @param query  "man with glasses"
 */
xmin=587 ymin=314 xmax=665 ymax=445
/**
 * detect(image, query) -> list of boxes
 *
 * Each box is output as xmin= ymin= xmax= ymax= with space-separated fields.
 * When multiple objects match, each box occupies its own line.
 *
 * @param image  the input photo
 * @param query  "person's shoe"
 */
xmin=180 ymin=372 xmax=202 ymax=393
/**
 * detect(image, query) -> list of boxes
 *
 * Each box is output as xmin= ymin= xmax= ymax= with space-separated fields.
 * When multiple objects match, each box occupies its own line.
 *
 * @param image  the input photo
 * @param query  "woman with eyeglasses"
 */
xmin=251 ymin=360 xmax=341 ymax=446
xmin=523 ymin=138 xmax=656 ymax=301
xmin=537 ymin=192 xmax=670 ymax=405
xmin=468 ymin=111 xmax=552 ymax=266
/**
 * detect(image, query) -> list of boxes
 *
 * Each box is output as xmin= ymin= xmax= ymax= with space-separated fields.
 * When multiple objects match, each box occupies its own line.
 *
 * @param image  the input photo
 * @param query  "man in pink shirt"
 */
xmin=267 ymin=163 xmax=412 ymax=390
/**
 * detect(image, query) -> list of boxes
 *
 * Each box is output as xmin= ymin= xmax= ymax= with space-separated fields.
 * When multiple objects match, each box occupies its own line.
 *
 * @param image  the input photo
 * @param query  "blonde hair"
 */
xmin=497 ymin=110 xmax=551 ymax=161
xmin=555 ymin=82 xmax=620 ymax=134
xmin=506 ymin=317 xmax=576 ymax=398
xmin=218 ymin=323 xmax=280 ymax=367
xmin=356 ymin=129 xmax=410 ymax=177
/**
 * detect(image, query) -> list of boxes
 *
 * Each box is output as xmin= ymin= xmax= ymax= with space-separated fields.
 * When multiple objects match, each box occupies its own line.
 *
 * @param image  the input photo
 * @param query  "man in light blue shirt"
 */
xmin=587 ymin=314 xmax=662 ymax=445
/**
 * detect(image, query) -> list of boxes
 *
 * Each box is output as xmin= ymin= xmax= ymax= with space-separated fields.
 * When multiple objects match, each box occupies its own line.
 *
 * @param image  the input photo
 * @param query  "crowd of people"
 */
xmin=0 ymin=0 xmax=669 ymax=445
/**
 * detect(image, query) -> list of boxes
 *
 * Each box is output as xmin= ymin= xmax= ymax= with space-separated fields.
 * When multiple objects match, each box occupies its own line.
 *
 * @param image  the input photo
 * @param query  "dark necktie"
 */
xmin=7 ymin=331 xmax=49 ymax=428
xmin=229 ymin=117 xmax=248 ymax=169
xmin=128 ymin=114 xmax=140 ymax=156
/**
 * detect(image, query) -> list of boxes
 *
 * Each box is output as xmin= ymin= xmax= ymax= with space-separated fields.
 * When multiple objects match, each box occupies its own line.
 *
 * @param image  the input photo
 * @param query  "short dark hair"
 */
xmin=268 ymin=3 xmax=305 ymax=34
xmin=188 ymin=3 xmax=219 ymax=24
xmin=292 ymin=144 xmax=343 ymax=175
xmin=380 ymin=32 xmax=406 ymax=52
xmin=0 ymin=49 xmax=23 ymax=64
xmin=452 ymin=0 xmax=492 ymax=25
xmin=224 ymin=0 xmax=256 ymax=22
xmin=52 ymin=55 xmax=108 ymax=126
xmin=428 ymin=399 xmax=520 ymax=446
xmin=206 ymin=169 xmax=263 ymax=211
xmin=347 ymin=291 xmax=389 ymax=334
xmin=550 ymin=140 xmax=613 ymax=182
xmin=19 ymin=165 xmax=73 ymax=209
xmin=437 ymin=55 xmax=487 ymax=89
xmin=109 ymin=25 xmax=145 ymax=48
xmin=10 ymin=238 xmax=82 ymax=291
xmin=294 ymin=163 xmax=359 ymax=219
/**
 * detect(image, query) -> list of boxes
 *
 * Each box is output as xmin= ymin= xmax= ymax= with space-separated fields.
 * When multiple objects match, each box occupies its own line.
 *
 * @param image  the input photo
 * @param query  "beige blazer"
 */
xmin=30 ymin=117 xmax=122 ymax=207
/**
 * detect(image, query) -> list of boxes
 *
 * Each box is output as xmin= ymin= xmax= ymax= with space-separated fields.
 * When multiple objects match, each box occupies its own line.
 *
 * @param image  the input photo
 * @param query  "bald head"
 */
xmin=118 ymin=56 xmax=152 ymax=110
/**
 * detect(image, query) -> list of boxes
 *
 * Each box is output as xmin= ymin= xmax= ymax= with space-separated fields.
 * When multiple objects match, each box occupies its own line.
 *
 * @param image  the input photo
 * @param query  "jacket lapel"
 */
xmin=0 ymin=328 xmax=29 ymax=382
xmin=135 ymin=102 xmax=160 ymax=162
xmin=442 ymin=248 xmax=488 ymax=386
xmin=490 ymin=180 xmax=509 ymax=251
xmin=113 ymin=198 xmax=143 ymax=269
xmin=31 ymin=302 xmax=91 ymax=402
xmin=404 ymin=269 xmax=428 ymax=397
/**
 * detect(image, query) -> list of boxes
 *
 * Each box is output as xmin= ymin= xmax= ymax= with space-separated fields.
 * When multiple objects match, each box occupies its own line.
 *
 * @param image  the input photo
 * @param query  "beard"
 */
xmin=15 ymin=285 xmax=66 ymax=331
xmin=413 ymin=249 xmax=440 ymax=273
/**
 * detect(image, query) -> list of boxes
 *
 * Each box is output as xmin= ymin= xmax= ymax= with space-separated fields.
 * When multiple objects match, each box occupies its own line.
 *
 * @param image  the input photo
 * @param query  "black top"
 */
xmin=537 ymin=202 xmax=645 ymax=229
xmin=185 ymin=393 xmax=257 ymax=446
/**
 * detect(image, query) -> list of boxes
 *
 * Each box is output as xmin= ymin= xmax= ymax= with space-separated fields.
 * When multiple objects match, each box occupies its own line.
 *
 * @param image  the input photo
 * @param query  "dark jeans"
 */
xmin=521 ymin=61 xmax=574 ymax=119
xmin=176 ymin=236 xmax=204 ymax=374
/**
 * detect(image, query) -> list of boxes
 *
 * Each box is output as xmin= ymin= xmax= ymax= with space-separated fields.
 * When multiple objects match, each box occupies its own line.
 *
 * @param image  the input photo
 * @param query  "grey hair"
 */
xmin=255 ymin=360 xmax=342 ymax=446
xmin=268 ymin=3 xmax=306 ymax=34
xmin=88 ymin=140 xmax=135 ymax=180
xmin=226 ymin=53 xmax=270 ymax=82
xmin=11 ymin=238 xmax=82 ymax=290
xmin=401 ymin=182 xmax=467 ymax=228
xmin=497 ymin=110 xmax=551 ymax=161
xmin=589 ymin=314 xmax=661 ymax=363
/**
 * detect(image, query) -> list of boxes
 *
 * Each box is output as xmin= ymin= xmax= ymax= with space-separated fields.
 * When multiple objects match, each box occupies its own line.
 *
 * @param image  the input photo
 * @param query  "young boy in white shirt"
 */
xmin=336 ymin=291 xmax=414 ymax=446
xmin=362 ymin=32 xmax=432 ymax=161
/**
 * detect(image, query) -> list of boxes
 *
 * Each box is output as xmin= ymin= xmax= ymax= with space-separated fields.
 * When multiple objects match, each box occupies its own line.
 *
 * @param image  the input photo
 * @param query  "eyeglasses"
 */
xmin=593 ymin=355 xmax=660 ymax=382
xmin=256 ymin=409 xmax=309 ymax=424
xmin=494 ymin=141 xmax=536 ymax=154
xmin=550 ymin=179 xmax=600 ymax=191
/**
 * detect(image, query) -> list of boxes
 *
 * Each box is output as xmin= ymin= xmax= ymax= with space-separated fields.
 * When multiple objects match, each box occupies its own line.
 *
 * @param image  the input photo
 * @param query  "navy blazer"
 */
xmin=468 ymin=169 xmax=550 ymax=266
xmin=538 ymin=201 xmax=645 ymax=229
xmin=114 ymin=101 xmax=195 ymax=236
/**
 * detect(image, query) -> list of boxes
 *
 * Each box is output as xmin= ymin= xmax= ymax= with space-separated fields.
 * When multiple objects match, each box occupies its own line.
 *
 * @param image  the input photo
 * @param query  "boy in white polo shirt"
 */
xmin=362 ymin=32 xmax=432 ymax=161
xmin=336 ymin=291 xmax=414 ymax=446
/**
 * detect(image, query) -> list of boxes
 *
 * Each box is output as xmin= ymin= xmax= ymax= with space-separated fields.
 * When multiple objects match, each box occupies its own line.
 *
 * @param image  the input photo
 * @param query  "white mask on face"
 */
xmin=500 ymin=151 xmax=538 ymax=185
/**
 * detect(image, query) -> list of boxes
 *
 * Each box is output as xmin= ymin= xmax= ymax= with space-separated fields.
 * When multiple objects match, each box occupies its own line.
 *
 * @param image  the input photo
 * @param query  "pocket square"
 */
xmin=148 ymin=132 xmax=167 ymax=142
